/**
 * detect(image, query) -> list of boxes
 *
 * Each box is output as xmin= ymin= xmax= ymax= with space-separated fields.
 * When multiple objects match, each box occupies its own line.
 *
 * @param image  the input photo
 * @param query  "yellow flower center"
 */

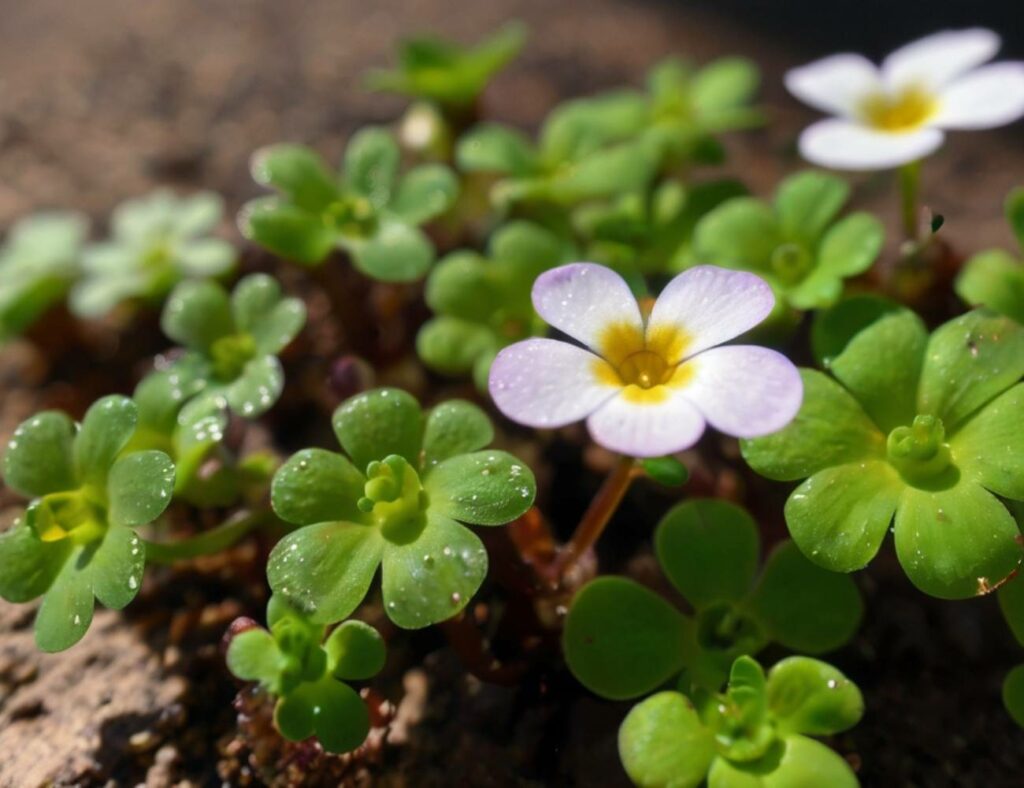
xmin=593 ymin=322 xmax=695 ymax=404
xmin=861 ymin=86 xmax=937 ymax=132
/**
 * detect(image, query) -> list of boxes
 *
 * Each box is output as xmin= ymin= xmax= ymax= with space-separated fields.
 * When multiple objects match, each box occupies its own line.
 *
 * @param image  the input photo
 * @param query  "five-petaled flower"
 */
xmin=785 ymin=28 xmax=1024 ymax=170
xmin=488 ymin=263 xmax=802 ymax=457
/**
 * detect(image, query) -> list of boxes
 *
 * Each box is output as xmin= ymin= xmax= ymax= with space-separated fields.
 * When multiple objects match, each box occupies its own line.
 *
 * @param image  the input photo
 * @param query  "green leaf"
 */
xmin=3 ymin=411 xmax=76 ymax=497
xmin=541 ymin=91 xmax=648 ymax=163
xmin=272 ymin=449 xmax=366 ymax=526
xmin=89 ymin=524 xmax=145 ymax=610
xmin=951 ymin=383 xmax=1024 ymax=500
xmin=106 ymin=450 xmax=175 ymax=527
xmin=692 ymin=57 xmax=759 ymax=113
xmin=380 ymin=513 xmax=487 ymax=628
xmin=276 ymin=676 xmax=369 ymax=753
xmin=955 ymin=251 xmax=1024 ymax=324
xmin=240 ymin=197 xmax=337 ymax=266
xmin=775 ymin=171 xmax=849 ymax=245
xmin=785 ymin=460 xmax=903 ymax=573
xmin=227 ymin=628 xmax=284 ymax=684
xmin=694 ymin=198 xmax=779 ymax=269
xmin=417 ymin=317 xmax=497 ymax=376
xmin=0 ymin=523 xmax=67 ymax=602
xmin=421 ymin=400 xmax=494 ymax=471
xmin=751 ymin=541 xmax=862 ymax=654
xmin=641 ymin=457 xmax=690 ymax=487
xmin=344 ymin=128 xmax=399 ymax=208
xmin=325 ymin=620 xmax=387 ymax=680
xmin=424 ymin=450 xmax=535 ymax=525
xmin=175 ymin=238 xmax=236 ymax=278
xmin=74 ymin=396 xmax=138 ymax=486
xmin=133 ymin=365 xmax=205 ymax=435
xmin=655 ymin=499 xmax=759 ymax=608
xmin=810 ymin=295 xmax=908 ymax=366
xmin=618 ymin=691 xmax=716 ymax=788
xmin=425 ymin=251 xmax=497 ymax=321
xmin=250 ymin=144 xmax=340 ymax=212
xmin=1007 ymin=187 xmax=1024 ymax=250
xmin=34 ymin=548 xmax=93 ymax=652
xmin=1003 ymin=665 xmax=1024 ymax=727
xmin=895 ymin=481 xmax=1022 ymax=599
xmin=998 ymin=575 xmax=1024 ymax=647
xmin=456 ymin=123 xmax=538 ymax=176
xmin=816 ymin=212 xmax=884 ymax=277
xmin=547 ymin=139 xmax=659 ymax=203
xmin=333 ymin=388 xmax=423 ymax=471
xmin=766 ymin=657 xmax=863 ymax=737
xmin=829 ymin=311 xmax=927 ymax=433
xmin=564 ymin=577 xmax=688 ymax=700
xmin=226 ymin=355 xmax=284 ymax=417
xmin=741 ymin=370 xmax=886 ymax=482
xmin=350 ymin=220 xmax=434 ymax=282
xmin=390 ymin=165 xmax=458 ymax=225
xmin=231 ymin=273 xmax=306 ymax=355
xmin=707 ymin=734 xmax=858 ymax=788
xmin=161 ymin=280 xmax=233 ymax=352
xmin=917 ymin=310 xmax=1024 ymax=432
xmin=268 ymin=522 xmax=383 ymax=624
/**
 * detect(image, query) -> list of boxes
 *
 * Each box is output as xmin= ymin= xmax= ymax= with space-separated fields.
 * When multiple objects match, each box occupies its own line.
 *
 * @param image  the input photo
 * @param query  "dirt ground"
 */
xmin=1 ymin=0 xmax=1023 ymax=785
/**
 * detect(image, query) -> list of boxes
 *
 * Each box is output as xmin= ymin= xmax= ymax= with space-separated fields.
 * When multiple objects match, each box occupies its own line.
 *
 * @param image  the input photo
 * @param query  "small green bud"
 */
xmin=886 ymin=414 xmax=952 ymax=482
xmin=360 ymin=455 xmax=427 ymax=541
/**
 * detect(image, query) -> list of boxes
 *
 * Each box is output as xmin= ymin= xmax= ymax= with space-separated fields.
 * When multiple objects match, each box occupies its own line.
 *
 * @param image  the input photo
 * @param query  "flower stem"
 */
xmin=546 ymin=455 xmax=637 ymax=583
xmin=143 ymin=510 xmax=272 ymax=565
xmin=899 ymin=160 xmax=922 ymax=242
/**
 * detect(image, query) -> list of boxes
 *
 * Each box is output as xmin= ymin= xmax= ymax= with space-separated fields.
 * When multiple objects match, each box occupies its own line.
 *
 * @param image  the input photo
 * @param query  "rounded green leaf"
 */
xmin=161 ymin=280 xmax=233 ymax=352
xmin=810 ymin=294 xmax=908 ymax=367
xmin=998 ymin=575 xmax=1024 ymax=647
xmin=421 ymin=400 xmax=494 ymax=471
xmin=390 ymin=164 xmax=458 ymax=225
xmin=380 ymin=513 xmax=487 ymax=629
xmin=1003 ymin=665 xmax=1024 ymax=727
xmin=564 ymin=577 xmax=688 ymax=700
xmin=107 ymin=450 xmax=175 ymax=528
xmin=34 ymin=548 xmax=94 ymax=652
xmin=424 ymin=450 xmax=535 ymax=526
xmin=751 ymin=541 xmax=863 ymax=654
xmin=955 ymin=250 xmax=1024 ymax=324
xmin=325 ymin=619 xmax=386 ymax=680
xmin=655 ymin=499 xmax=760 ymax=608
xmin=231 ymin=273 xmax=307 ymax=355
xmin=225 ymin=355 xmax=284 ymax=417
xmin=950 ymin=383 xmax=1024 ymax=501
xmin=227 ymin=628 xmax=284 ymax=684
xmin=88 ymin=524 xmax=145 ymax=610
xmin=344 ymin=128 xmax=399 ymax=208
xmin=618 ymin=691 xmax=716 ymax=788
xmin=175 ymin=238 xmax=236 ymax=278
xmin=766 ymin=657 xmax=863 ymax=736
xmin=692 ymin=56 xmax=759 ymax=114
xmin=917 ymin=310 xmax=1024 ymax=432
xmin=250 ymin=144 xmax=340 ymax=212
xmin=274 ymin=687 xmax=315 ymax=742
xmin=350 ymin=220 xmax=434 ymax=282
xmin=271 ymin=449 xmax=366 ymax=526
xmin=817 ymin=212 xmax=883 ymax=277
xmin=694 ymin=197 xmax=779 ymax=269
xmin=456 ymin=123 xmax=538 ymax=176
xmin=425 ymin=251 xmax=497 ymax=322
xmin=741 ymin=370 xmax=885 ymax=482
xmin=0 ymin=523 xmax=67 ymax=603
xmin=3 ymin=411 xmax=76 ymax=497
xmin=333 ymin=388 xmax=423 ymax=471
xmin=895 ymin=481 xmax=1022 ymax=599
xmin=268 ymin=522 xmax=383 ymax=624
xmin=785 ymin=460 xmax=902 ymax=574
xmin=277 ymin=677 xmax=370 ymax=753
xmin=641 ymin=457 xmax=690 ymax=487
xmin=239 ymin=197 xmax=337 ymax=266
xmin=707 ymin=734 xmax=858 ymax=788
xmin=416 ymin=316 xmax=497 ymax=376
xmin=774 ymin=170 xmax=849 ymax=245
xmin=74 ymin=395 xmax=138 ymax=485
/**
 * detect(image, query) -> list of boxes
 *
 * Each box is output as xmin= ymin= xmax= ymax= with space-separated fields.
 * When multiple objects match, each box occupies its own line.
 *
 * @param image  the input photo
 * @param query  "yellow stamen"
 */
xmin=861 ymin=86 xmax=937 ymax=132
xmin=593 ymin=321 xmax=695 ymax=404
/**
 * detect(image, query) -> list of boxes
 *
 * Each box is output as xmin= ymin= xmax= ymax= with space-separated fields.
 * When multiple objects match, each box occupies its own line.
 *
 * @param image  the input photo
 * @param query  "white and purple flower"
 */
xmin=785 ymin=28 xmax=1024 ymax=170
xmin=488 ymin=263 xmax=802 ymax=458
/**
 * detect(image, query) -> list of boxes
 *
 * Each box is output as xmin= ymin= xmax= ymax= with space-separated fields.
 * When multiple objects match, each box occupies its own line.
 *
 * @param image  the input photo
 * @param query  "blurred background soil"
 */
xmin=0 ymin=1 xmax=1023 ymax=785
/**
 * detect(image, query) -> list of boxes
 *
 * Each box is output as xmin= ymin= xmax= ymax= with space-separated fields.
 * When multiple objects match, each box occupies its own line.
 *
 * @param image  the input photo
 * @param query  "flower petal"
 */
xmin=531 ymin=263 xmax=642 ymax=353
xmin=797 ymin=118 xmax=944 ymax=171
xmin=646 ymin=266 xmax=775 ymax=363
xmin=882 ymin=28 xmax=1000 ymax=91
xmin=784 ymin=54 xmax=880 ymax=117
xmin=682 ymin=345 xmax=803 ymax=439
xmin=586 ymin=389 xmax=705 ymax=457
xmin=933 ymin=62 xmax=1024 ymax=129
xmin=489 ymin=338 xmax=617 ymax=429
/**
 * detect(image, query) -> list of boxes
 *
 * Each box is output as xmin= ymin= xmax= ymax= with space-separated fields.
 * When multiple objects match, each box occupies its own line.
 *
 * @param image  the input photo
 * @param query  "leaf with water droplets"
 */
xmin=274 ymin=675 xmax=369 ymax=753
xmin=766 ymin=657 xmax=863 ymax=737
xmin=949 ymin=383 xmax=1024 ymax=501
xmin=424 ymin=450 xmax=535 ymax=526
xmin=231 ymin=273 xmax=307 ymax=356
xmin=0 ymin=521 xmax=68 ymax=603
xmin=34 ymin=545 xmax=94 ymax=652
xmin=89 ymin=525 xmax=146 ymax=610
xmin=226 ymin=355 xmax=284 ymax=418
xmin=74 ymin=395 xmax=139 ymax=486
xmin=421 ymin=400 xmax=494 ymax=471
xmin=618 ymin=691 xmax=716 ymax=788
xmin=332 ymin=388 xmax=423 ymax=471
xmin=271 ymin=448 xmax=366 ymax=526
xmin=107 ymin=450 xmax=175 ymax=528
xmin=2 ymin=411 xmax=76 ymax=498
xmin=160 ymin=279 xmax=234 ymax=353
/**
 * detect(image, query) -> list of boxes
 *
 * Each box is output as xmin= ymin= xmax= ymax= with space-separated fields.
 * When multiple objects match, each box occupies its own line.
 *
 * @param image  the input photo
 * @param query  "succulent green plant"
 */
xmin=267 ymin=388 xmax=536 ymax=629
xmin=955 ymin=187 xmax=1024 ymax=322
xmin=618 ymin=655 xmax=863 ymax=788
xmin=240 ymin=133 xmax=458 ymax=280
xmin=0 ymin=397 xmax=175 ymax=651
xmin=694 ymin=170 xmax=884 ymax=311
xmin=563 ymin=499 xmax=862 ymax=698
xmin=227 ymin=595 xmax=386 ymax=753
xmin=417 ymin=220 xmax=571 ymax=389
xmin=743 ymin=308 xmax=1024 ymax=599
xmin=160 ymin=273 xmax=306 ymax=419
xmin=0 ymin=211 xmax=88 ymax=342
xmin=70 ymin=190 xmax=235 ymax=318
xmin=366 ymin=22 xmax=526 ymax=111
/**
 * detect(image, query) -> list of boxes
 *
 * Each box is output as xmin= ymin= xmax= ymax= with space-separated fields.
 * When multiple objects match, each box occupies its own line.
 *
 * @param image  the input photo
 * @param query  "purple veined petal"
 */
xmin=680 ymin=345 xmax=803 ymax=439
xmin=646 ymin=266 xmax=775 ymax=364
xmin=531 ymin=263 xmax=644 ymax=357
xmin=586 ymin=388 xmax=706 ymax=458
xmin=489 ymin=338 xmax=620 ymax=429
xmin=933 ymin=62 xmax=1024 ymax=129
xmin=796 ymin=118 xmax=944 ymax=171
xmin=882 ymin=28 xmax=1000 ymax=92
xmin=784 ymin=53 xmax=881 ymax=118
